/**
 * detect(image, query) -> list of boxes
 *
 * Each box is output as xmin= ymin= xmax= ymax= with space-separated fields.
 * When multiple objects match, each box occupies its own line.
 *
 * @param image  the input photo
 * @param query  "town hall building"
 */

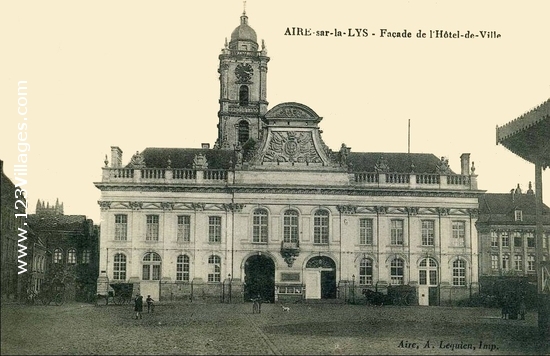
xmin=95 ymin=10 xmax=483 ymax=306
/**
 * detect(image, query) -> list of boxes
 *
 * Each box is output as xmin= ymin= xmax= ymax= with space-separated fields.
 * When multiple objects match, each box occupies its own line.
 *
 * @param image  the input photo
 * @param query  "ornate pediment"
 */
xmin=248 ymin=102 xmax=341 ymax=169
xmin=265 ymin=102 xmax=319 ymax=121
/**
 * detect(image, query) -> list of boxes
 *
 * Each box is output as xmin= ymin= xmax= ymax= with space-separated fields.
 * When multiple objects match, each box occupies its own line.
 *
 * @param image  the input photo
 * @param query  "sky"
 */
xmin=1 ymin=0 xmax=549 ymax=223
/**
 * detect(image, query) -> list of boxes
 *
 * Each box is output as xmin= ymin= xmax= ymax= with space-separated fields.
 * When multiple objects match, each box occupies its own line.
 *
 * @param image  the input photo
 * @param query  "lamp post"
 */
xmin=228 ymin=274 xmax=232 ymax=303
xmin=352 ymin=274 xmax=356 ymax=304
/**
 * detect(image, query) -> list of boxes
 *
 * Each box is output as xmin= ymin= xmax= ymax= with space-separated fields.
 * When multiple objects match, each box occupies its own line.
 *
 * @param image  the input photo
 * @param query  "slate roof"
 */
xmin=138 ymin=148 xmax=235 ymax=170
xmin=136 ymin=148 xmax=450 ymax=173
xmin=477 ymin=192 xmax=550 ymax=225
xmin=27 ymin=214 xmax=89 ymax=231
xmin=347 ymin=152 xmax=449 ymax=174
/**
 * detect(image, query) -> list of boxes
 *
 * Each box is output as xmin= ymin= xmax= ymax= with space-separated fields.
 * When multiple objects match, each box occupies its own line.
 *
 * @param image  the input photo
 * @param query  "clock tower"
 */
xmin=216 ymin=10 xmax=269 ymax=150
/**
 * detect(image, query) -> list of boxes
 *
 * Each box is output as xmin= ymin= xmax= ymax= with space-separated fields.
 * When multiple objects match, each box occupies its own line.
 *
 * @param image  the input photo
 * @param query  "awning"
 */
xmin=496 ymin=98 xmax=550 ymax=168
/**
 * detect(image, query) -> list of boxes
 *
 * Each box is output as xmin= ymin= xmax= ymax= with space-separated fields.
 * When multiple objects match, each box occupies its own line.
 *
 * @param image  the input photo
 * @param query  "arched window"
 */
xmin=142 ymin=252 xmax=161 ymax=281
xmin=53 ymin=248 xmax=63 ymax=264
xmin=283 ymin=210 xmax=299 ymax=243
xmin=390 ymin=258 xmax=404 ymax=285
xmin=359 ymin=258 xmax=373 ymax=285
xmin=176 ymin=255 xmax=190 ymax=282
xmin=113 ymin=253 xmax=127 ymax=280
xmin=419 ymin=258 xmax=438 ymax=286
xmin=238 ymin=120 xmax=250 ymax=145
xmin=239 ymin=85 xmax=249 ymax=106
xmin=67 ymin=248 xmax=77 ymax=264
xmin=208 ymin=255 xmax=221 ymax=282
xmin=452 ymin=259 xmax=466 ymax=286
xmin=313 ymin=210 xmax=329 ymax=244
xmin=252 ymin=209 xmax=268 ymax=243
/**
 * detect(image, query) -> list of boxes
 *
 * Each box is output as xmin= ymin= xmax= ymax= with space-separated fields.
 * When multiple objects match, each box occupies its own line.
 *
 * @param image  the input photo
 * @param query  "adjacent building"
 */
xmin=28 ymin=200 xmax=99 ymax=302
xmin=477 ymin=184 xmax=550 ymax=304
xmin=95 ymin=10 xmax=484 ymax=306
xmin=1 ymin=160 xmax=46 ymax=301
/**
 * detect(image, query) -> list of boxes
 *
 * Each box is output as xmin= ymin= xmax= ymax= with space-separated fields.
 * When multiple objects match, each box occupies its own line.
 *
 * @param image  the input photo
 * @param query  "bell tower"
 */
xmin=216 ymin=8 xmax=269 ymax=150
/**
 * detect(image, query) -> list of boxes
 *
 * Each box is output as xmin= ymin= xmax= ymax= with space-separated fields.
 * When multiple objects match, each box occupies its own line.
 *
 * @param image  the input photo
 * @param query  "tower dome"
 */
xmin=229 ymin=11 xmax=258 ymax=51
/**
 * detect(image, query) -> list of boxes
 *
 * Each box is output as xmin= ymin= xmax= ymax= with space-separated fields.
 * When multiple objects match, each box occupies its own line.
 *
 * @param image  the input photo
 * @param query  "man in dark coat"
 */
xmin=134 ymin=293 xmax=143 ymax=319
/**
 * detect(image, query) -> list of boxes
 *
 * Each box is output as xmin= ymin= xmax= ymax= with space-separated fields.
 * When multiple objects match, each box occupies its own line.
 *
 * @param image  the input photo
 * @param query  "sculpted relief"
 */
xmin=262 ymin=131 xmax=322 ymax=164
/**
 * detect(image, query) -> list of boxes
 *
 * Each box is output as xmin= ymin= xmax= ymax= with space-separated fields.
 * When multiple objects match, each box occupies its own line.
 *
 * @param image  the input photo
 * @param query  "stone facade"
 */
xmin=95 ymin=11 xmax=483 ymax=306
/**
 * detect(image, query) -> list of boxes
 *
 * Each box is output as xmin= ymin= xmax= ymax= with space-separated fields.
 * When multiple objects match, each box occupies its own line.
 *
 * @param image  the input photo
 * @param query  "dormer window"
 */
xmin=514 ymin=210 xmax=523 ymax=222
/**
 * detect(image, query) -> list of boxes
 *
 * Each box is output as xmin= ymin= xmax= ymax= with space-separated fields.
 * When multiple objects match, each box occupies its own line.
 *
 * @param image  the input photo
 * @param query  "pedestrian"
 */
xmin=146 ymin=295 xmax=154 ymax=313
xmin=134 ymin=293 xmax=143 ymax=319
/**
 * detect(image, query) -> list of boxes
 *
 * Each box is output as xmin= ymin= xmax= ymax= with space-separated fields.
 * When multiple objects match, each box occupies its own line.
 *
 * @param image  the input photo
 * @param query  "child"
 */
xmin=146 ymin=295 xmax=154 ymax=313
xmin=134 ymin=293 xmax=143 ymax=319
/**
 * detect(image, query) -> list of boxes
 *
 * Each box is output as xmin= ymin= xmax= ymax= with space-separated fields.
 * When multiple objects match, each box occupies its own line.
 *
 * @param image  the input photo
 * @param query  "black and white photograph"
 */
xmin=1 ymin=0 xmax=549 ymax=354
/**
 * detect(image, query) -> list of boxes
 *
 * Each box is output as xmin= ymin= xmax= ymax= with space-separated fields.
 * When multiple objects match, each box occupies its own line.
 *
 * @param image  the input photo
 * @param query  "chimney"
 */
xmin=201 ymin=143 xmax=210 ymax=149
xmin=527 ymin=181 xmax=534 ymax=195
xmin=110 ymin=146 xmax=123 ymax=168
xmin=460 ymin=153 xmax=470 ymax=175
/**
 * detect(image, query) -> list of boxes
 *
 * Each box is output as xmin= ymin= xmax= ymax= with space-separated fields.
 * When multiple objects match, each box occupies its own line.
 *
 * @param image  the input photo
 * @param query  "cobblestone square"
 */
xmin=1 ymin=302 xmax=547 ymax=355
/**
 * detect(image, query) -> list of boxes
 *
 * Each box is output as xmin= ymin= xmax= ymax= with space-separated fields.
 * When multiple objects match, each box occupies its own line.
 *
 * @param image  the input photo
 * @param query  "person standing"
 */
xmin=146 ymin=295 xmax=154 ymax=313
xmin=134 ymin=293 xmax=143 ymax=319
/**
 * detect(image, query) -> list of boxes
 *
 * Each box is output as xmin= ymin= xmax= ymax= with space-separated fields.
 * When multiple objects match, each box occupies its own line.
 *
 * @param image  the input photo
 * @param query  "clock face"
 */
xmin=235 ymin=63 xmax=253 ymax=82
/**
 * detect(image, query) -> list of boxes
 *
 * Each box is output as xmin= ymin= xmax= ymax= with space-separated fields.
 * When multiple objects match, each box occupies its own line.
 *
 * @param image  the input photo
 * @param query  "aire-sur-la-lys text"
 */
xmin=283 ymin=27 xmax=501 ymax=39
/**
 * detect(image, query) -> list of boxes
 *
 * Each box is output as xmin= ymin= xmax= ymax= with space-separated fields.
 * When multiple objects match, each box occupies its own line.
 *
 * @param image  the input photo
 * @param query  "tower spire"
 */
xmin=241 ymin=1 xmax=248 ymax=24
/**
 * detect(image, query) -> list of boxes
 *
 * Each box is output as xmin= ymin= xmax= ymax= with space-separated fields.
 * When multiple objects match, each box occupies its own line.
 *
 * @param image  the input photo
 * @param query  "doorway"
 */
xmin=305 ymin=256 xmax=336 ymax=299
xmin=244 ymin=254 xmax=275 ymax=302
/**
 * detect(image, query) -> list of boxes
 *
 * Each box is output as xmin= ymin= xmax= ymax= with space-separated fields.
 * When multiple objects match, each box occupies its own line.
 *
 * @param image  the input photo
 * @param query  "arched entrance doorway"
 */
xmin=244 ymin=254 xmax=275 ymax=302
xmin=418 ymin=257 xmax=439 ymax=306
xmin=305 ymin=256 xmax=337 ymax=299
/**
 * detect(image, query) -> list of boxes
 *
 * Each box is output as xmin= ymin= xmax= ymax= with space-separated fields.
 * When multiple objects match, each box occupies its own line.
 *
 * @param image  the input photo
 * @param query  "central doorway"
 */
xmin=305 ymin=256 xmax=337 ymax=299
xmin=244 ymin=254 xmax=275 ymax=302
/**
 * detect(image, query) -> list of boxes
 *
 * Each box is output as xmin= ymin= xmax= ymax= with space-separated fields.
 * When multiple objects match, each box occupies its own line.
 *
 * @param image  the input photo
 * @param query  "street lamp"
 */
xmin=228 ymin=274 xmax=232 ymax=303
xmin=352 ymin=274 xmax=356 ymax=304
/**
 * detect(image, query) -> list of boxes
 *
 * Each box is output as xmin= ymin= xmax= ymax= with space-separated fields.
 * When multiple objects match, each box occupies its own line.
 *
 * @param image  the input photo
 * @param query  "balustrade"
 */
xmin=173 ymin=169 xmax=197 ymax=180
xmin=386 ymin=173 xmax=410 ymax=184
xmin=354 ymin=172 xmax=378 ymax=183
xmin=203 ymin=170 xmax=228 ymax=180
xmin=417 ymin=174 xmax=440 ymax=185
xmin=141 ymin=169 xmax=165 ymax=179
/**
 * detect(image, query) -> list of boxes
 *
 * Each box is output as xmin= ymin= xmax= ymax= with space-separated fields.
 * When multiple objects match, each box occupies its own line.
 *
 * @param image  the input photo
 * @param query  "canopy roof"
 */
xmin=496 ymin=98 xmax=550 ymax=168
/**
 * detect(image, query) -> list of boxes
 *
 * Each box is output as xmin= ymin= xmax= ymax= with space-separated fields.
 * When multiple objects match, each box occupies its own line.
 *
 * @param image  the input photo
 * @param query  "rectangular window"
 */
xmin=421 ymin=220 xmax=435 ymax=246
xmin=313 ymin=211 xmax=329 ymax=244
xmin=514 ymin=255 xmax=522 ymax=271
xmin=359 ymin=259 xmax=373 ymax=285
xmin=359 ymin=219 xmax=373 ymax=245
xmin=419 ymin=270 xmax=427 ymax=285
xmin=177 ymin=215 xmax=191 ymax=242
xmin=515 ymin=210 xmax=523 ymax=221
xmin=208 ymin=216 xmax=222 ymax=243
xmin=527 ymin=232 xmax=535 ymax=248
xmin=513 ymin=232 xmax=522 ymax=247
xmin=283 ymin=211 xmax=299 ymax=243
xmin=502 ymin=255 xmax=509 ymax=269
xmin=491 ymin=231 xmax=498 ymax=247
xmin=115 ymin=214 xmax=128 ymax=241
xmin=390 ymin=259 xmax=404 ymax=285
xmin=491 ymin=255 xmax=498 ymax=270
xmin=252 ymin=210 xmax=268 ymax=243
xmin=390 ymin=220 xmax=404 ymax=245
xmin=176 ymin=255 xmax=190 ymax=282
xmin=501 ymin=232 xmax=509 ymax=247
xmin=208 ymin=256 xmax=221 ymax=283
xmin=146 ymin=215 xmax=159 ymax=241
xmin=142 ymin=265 xmax=150 ymax=280
xmin=152 ymin=265 xmax=161 ymax=280
xmin=81 ymin=250 xmax=91 ymax=264
xmin=452 ymin=221 xmax=466 ymax=247
xmin=527 ymin=255 xmax=535 ymax=271
xmin=452 ymin=260 xmax=466 ymax=286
